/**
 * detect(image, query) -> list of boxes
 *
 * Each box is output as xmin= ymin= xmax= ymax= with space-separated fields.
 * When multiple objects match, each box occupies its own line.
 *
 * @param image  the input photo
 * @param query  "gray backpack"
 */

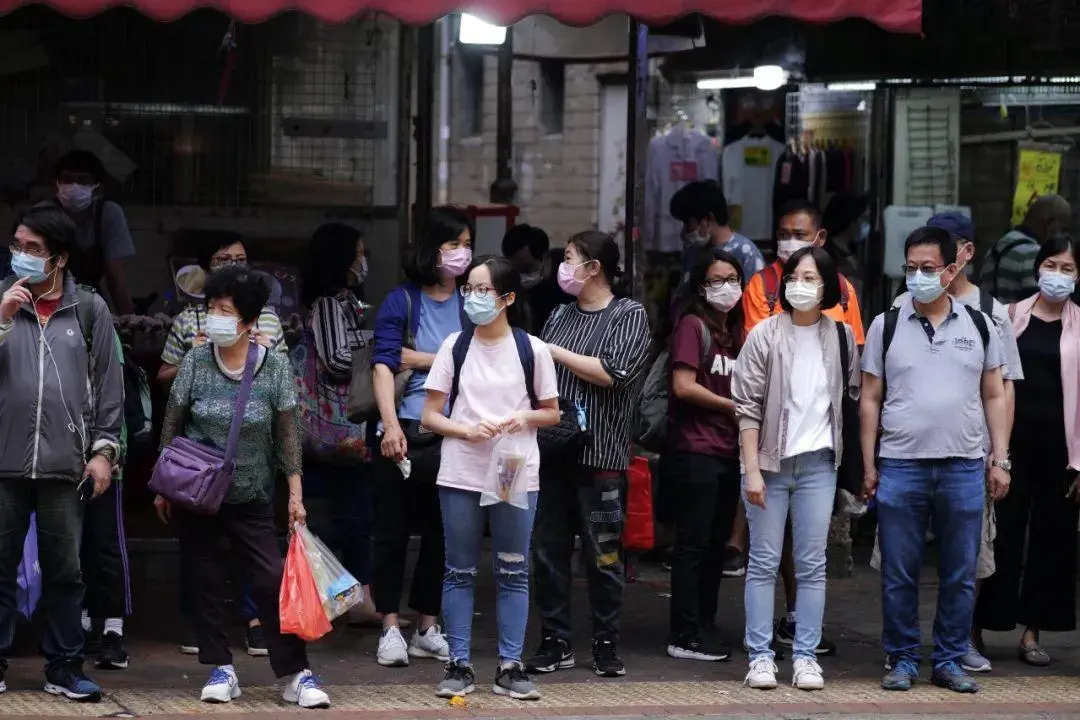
xmin=634 ymin=316 xmax=710 ymax=453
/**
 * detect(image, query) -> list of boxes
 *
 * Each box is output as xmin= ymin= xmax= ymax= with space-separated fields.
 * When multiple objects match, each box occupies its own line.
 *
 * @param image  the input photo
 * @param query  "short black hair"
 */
xmin=501 ymin=224 xmax=549 ymax=260
xmin=1035 ymin=233 xmax=1080 ymax=274
xmin=19 ymin=201 xmax=77 ymax=260
xmin=904 ymin=226 xmax=956 ymax=265
xmin=303 ymin=223 xmax=363 ymax=306
xmin=54 ymin=150 xmax=107 ymax=183
xmin=670 ymin=180 xmax=730 ymax=227
xmin=567 ymin=229 xmax=622 ymax=286
xmin=778 ymin=246 xmax=842 ymax=312
xmin=203 ymin=264 xmax=269 ymax=325
xmin=193 ymin=230 xmax=246 ymax=271
xmin=776 ymin=199 xmax=823 ymax=230
xmin=464 ymin=254 xmax=530 ymax=330
xmin=406 ymin=206 xmax=473 ymax=287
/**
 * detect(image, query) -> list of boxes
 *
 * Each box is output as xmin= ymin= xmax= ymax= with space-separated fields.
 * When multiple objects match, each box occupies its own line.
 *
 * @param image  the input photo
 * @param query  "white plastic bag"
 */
xmin=294 ymin=524 xmax=364 ymax=622
xmin=481 ymin=433 xmax=531 ymax=509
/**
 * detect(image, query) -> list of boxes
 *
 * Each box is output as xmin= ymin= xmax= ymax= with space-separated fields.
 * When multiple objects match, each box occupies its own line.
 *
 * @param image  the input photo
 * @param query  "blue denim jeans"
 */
xmin=440 ymin=487 xmax=537 ymax=665
xmin=877 ymin=457 xmax=983 ymax=669
xmin=744 ymin=449 xmax=836 ymax=661
xmin=0 ymin=478 xmax=86 ymax=671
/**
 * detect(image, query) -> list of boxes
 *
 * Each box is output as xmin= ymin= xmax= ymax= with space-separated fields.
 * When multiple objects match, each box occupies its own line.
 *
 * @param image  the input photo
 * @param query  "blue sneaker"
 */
xmin=43 ymin=664 xmax=102 ymax=703
xmin=931 ymin=660 xmax=980 ymax=693
xmin=881 ymin=658 xmax=918 ymax=691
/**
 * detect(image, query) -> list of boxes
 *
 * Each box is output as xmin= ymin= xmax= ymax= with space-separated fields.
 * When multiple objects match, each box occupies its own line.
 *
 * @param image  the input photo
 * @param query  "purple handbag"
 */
xmin=148 ymin=342 xmax=258 ymax=515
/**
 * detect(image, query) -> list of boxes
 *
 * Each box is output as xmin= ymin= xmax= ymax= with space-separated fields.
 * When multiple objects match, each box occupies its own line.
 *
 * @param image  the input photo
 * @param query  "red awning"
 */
xmin=0 ymin=0 xmax=922 ymax=33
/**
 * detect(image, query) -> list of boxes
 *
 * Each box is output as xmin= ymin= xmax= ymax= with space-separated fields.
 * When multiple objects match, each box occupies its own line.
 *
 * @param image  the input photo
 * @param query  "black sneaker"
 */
xmin=96 ymin=632 xmax=129 ymax=670
xmin=494 ymin=661 xmax=540 ymax=700
xmin=592 ymin=639 xmax=626 ymax=677
xmin=435 ymin=661 xmax=476 ymax=698
xmin=246 ymin=624 xmax=269 ymax=657
xmin=525 ymin=634 xmax=575 ymax=674
xmin=774 ymin=618 xmax=837 ymax=656
xmin=43 ymin=664 xmax=102 ymax=703
xmin=667 ymin=635 xmax=731 ymax=662
xmin=83 ymin=628 xmax=100 ymax=657
xmin=721 ymin=546 xmax=746 ymax=578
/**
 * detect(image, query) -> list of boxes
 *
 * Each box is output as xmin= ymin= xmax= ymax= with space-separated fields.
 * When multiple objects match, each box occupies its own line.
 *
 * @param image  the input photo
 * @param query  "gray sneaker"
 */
xmin=494 ymin=662 xmax=540 ymax=700
xmin=435 ymin=662 xmax=475 ymax=698
xmin=961 ymin=640 xmax=991 ymax=673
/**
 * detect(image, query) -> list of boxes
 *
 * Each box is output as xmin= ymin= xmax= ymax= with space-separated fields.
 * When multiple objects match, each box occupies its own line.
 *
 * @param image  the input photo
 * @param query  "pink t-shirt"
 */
xmin=425 ymin=330 xmax=559 ymax=494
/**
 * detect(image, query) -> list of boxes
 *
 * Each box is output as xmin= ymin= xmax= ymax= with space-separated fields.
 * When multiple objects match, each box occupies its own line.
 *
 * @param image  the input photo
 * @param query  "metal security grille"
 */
xmin=0 ymin=8 xmax=397 ymax=210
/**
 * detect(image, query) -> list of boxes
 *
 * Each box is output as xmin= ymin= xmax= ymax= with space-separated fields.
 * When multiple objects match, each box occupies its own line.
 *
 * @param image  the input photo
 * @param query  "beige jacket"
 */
xmin=731 ymin=313 xmax=859 ymax=473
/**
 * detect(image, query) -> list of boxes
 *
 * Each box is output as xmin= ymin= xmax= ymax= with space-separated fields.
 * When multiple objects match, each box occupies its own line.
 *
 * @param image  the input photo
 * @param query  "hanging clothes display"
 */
xmin=720 ymin=133 xmax=785 ymax=241
xmin=644 ymin=124 xmax=719 ymax=253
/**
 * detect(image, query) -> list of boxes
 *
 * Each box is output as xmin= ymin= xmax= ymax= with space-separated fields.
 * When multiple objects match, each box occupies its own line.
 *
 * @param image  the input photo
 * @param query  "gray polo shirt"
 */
xmin=863 ymin=295 xmax=1005 ymax=460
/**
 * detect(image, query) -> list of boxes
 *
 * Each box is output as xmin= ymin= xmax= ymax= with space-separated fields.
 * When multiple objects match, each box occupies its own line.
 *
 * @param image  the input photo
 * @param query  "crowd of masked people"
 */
xmin=0 ymin=154 xmax=1076 ymax=709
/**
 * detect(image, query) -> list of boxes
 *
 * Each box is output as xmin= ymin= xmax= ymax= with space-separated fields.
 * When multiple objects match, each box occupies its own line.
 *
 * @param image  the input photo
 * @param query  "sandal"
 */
xmin=1017 ymin=641 xmax=1051 ymax=667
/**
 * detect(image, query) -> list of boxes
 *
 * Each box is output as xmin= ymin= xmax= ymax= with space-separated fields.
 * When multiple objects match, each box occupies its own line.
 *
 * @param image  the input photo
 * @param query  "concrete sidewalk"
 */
xmin=2 ymin=557 xmax=1079 ymax=717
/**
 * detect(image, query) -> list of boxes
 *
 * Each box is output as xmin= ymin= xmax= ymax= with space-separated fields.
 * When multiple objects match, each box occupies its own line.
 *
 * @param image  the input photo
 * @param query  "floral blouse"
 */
xmin=161 ymin=343 xmax=301 ymax=505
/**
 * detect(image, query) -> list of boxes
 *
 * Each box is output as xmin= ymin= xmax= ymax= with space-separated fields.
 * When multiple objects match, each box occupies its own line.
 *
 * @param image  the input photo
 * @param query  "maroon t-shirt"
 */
xmin=667 ymin=314 xmax=740 ymax=458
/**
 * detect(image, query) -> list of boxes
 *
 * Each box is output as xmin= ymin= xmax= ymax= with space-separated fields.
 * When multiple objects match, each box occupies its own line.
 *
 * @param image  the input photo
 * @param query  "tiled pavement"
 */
xmin=2 ymin=555 xmax=1079 ymax=717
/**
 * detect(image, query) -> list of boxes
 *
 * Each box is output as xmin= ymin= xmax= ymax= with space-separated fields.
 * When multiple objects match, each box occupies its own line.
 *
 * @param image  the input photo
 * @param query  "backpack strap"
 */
xmin=881 ymin=307 xmax=899 ymax=369
xmin=74 ymin=285 xmax=97 ymax=355
xmin=979 ymin=289 xmax=995 ymax=319
xmin=762 ymin=264 xmax=782 ymax=314
xmin=836 ymin=319 xmax=850 ymax=390
xmin=962 ymin=304 xmax=991 ymax=351
xmin=448 ymin=328 xmax=474 ymax=413
xmin=512 ymin=327 xmax=540 ymax=410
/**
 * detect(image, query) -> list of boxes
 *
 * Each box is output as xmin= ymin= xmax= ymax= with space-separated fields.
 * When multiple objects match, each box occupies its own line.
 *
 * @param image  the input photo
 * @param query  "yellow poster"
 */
xmin=1012 ymin=149 xmax=1062 ymax=226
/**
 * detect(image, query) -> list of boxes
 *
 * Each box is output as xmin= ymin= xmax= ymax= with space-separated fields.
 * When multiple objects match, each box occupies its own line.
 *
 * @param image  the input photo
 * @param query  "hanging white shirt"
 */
xmin=644 ymin=125 xmax=719 ymax=253
xmin=721 ymin=135 xmax=785 ymax=242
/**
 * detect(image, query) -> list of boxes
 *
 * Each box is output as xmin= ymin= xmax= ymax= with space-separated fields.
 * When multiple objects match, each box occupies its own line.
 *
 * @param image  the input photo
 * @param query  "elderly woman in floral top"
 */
xmin=153 ymin=265 xmax=329 ymax=709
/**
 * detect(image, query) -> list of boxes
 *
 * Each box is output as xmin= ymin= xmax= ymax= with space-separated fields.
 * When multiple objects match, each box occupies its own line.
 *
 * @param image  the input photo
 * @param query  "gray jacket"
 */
xmin=731 ymin=313 xmax=859 ymax=473
xmin=0 ymin=274 xmax=123 ymax=482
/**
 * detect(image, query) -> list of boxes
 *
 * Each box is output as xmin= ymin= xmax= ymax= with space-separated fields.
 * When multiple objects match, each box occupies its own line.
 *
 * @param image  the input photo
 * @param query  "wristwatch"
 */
xmin=93 ymin=445 xmax=120 ymax=468
xmin=991 ymin=458 xmax=1012 ymax=472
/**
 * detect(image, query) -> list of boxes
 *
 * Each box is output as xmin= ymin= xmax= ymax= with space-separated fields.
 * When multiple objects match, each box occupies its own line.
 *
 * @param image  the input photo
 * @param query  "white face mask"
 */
xmin=205 ymin=314 xmax=242 ymax=347
xmin=785 ymin=280 xmax=823 ymax=312
xmin=777 ymin=240 xmax=813 ymax=263
xmin=705 ymin=284 xmax=742 ymax=312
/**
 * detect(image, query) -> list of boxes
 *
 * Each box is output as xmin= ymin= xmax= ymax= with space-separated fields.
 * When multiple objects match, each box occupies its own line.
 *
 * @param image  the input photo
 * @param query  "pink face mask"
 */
xmin=439 ymin=247 xmax=472 ymax=278
xmin=557 ymin=261 xmax=588 ymax=297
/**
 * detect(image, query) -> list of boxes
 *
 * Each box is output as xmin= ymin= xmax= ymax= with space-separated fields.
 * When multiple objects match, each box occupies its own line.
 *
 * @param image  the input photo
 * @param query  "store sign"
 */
xmin=1012 ymin=149 xmax=1062 ymax=226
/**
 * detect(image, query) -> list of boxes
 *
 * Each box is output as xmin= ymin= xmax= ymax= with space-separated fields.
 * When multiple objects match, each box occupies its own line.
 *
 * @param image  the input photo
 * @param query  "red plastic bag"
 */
xmin=279 ymin=529 xmax=333 ymax=642
xmin=622 ymin=455 xmax=655 ymax=551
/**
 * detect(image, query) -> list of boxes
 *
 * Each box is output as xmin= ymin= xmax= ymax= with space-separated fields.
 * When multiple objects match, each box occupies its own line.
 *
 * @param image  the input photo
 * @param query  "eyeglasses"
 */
xmin=783 ymin=274 xmax=823 ymax=284
xmin=703 ymin=278 xmax=740 ymax=290
xmin=9 ymin=243 xmax=49 ymax=258
xmin=211 ymin=256 xmax=247 ymax=267
xmin=901 ymin=264 xmax=946 ymax=275
xmin=460 ymin=284 xmax=499 ymax=298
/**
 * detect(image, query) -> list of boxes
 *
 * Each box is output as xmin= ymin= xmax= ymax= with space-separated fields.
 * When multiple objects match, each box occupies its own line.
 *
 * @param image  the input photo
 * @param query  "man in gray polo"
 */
xmin=876 ymin=212 xmax=1023 ymax=675
xmin=859 ymin=226 xmax=1011 ymax=695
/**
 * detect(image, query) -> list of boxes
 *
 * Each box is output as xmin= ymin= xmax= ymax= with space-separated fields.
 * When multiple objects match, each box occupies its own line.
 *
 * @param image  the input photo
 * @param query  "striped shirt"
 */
xmin=542 ymin=297 xmax=652 ymax=471
xmin=160 ymin=304 xmax=285 ymax=367
xmin=310 ymin=292 xmax=369 ymax=378
xmin=979 ymin=228 xmax=1040 ymax=305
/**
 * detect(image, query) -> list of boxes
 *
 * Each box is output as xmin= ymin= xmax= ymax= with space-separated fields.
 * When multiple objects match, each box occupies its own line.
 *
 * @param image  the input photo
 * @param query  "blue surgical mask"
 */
xmin=907 ymin=270 xmax=946 ymax=304
xmin=11 ymin=251 xmax=49 ymax=284
xmin=1039 ymin=271 xmax=1076 ymax=302
xmin=463 ymin=293 xmax=503 ymax=326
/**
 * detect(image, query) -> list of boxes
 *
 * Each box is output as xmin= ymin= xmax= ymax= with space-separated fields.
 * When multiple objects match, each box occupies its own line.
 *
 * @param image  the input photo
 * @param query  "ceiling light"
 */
xmin=459 ymin=14 xmax=506 ymax=45
xmin=696 ymin=76 xmax=758 ymax=90
xmin=826 ymin=81 xmax=877 ymax=92
xmin=753 ymin=65 xmax=788 ymax=91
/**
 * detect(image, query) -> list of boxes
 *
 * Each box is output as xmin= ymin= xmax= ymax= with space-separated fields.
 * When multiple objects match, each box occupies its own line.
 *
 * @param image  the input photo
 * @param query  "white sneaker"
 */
xmin=744 ymin=657 xmax=778 ymax=689
xmin=377 ymin=626 xmax=410 ymax=667
xmin=408 ymin=624 xmax=450 ymax=661
xmin=792 ymin=657 xmax=825 ymax=690
xmin=200 ymin=666 xmax=241 ymax=703
xmin=283 ymin=669 xmax=331 ymax=709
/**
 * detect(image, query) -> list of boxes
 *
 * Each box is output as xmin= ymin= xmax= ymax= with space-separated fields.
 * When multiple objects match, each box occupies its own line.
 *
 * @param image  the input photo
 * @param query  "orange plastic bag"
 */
xmin=622 ymin=455 xmax=655 ymax=551
xmin=279 ymin=528 xmax=333 ymax=642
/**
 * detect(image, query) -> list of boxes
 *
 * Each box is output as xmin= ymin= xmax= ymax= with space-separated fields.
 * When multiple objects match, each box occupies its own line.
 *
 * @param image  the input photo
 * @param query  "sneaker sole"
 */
xmin=931 ymin=677 xmax=979 ymax=693
xmin=961 ymin=662 xmax=991 ymax=673
xmin=435 ymin=684 xmax=475 ymax=698
xmin=493 ymin=684 xmax=540 ymax=701
xmin=408 ymin=646 xmax=450 ymax=661
xmin=44 ymin=683 xmax=102 ymax=703
xmin=666 ymin=645 xmax=730 ymax=662
xmin=377 ymin=656 xmax=410 ymax=667
xmin=527 ymin=658 xmax=575 ymax=674
xmin=746 ymin=678 xmax=777 ymax=690
xmin=794 ymin=678 xmax=825 ymax=691
xmin=179 ymin=646 xmax=199 ymax=655
xmin=722 ymin=567 xmax=746 ymax=578
xmin=96 ymin=658 xmax=130 ymax=670
xmin=201 ymin=686 xmax=242 ymax=703
xmin=593 ymin=666 xmax=627 ymax=677
xmin=282 ymin=690 xmax=331 ymax=708
xmin=246 ymin=646 xmax=270 ymax=658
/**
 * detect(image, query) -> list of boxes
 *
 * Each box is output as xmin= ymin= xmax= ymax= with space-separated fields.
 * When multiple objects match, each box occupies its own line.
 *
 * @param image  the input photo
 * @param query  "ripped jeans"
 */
xmin=439 ymin=486 xmax=538 ymax=665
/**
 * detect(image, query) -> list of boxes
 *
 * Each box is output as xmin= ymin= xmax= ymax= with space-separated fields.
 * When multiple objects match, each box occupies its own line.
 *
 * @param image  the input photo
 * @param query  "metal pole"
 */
xmin=490 ymin=27 xmax=517 ymax=203
xmin=396 ymin=24 xmax=415 ymax=273
xmin=624 ymin=20 xmax=649 ymax=301
xmin=415 ymin=23 xmax=436 ymax=227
